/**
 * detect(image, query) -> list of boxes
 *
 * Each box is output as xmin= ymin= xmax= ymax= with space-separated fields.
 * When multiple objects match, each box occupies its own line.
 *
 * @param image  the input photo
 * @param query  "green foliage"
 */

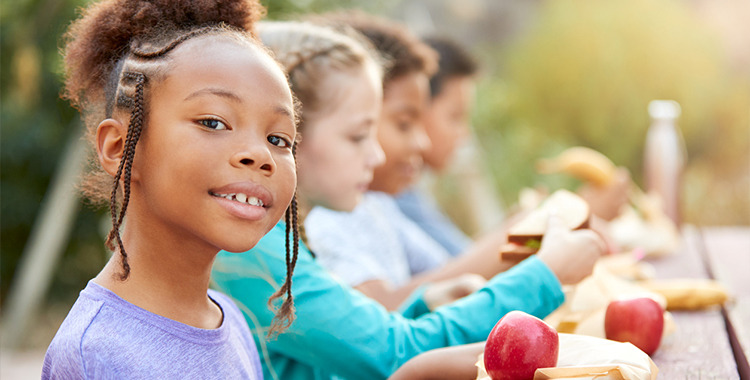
xmin=1 ymin=0 xmax=102 ymax=307
xmin=472 ymin=0 xmax=750 ymax=224
xmin=263 ymin=0 xmax=391 ymax=19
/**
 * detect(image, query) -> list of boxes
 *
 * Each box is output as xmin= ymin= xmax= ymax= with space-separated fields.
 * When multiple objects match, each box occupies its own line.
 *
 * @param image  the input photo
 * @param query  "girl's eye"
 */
xmin=268 ymin=135 xmax=291 ymax=148
xmin=199 ymin=119 xmax=228 ymax=130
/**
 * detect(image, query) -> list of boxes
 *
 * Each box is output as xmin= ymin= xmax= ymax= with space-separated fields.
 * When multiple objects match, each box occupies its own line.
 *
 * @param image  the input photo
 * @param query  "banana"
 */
xmin=537 ymin=146 xmax=618 ymax=187
xmin=639 ymin=279 xmax=729 ymax=310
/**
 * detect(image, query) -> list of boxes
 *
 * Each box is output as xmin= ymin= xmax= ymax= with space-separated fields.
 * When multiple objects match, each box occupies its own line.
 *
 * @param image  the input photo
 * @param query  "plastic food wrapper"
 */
xmin=475 ymin=333 xmax=658 ymax=380
xmin=543 ymin=264 xmax=675 ymax=340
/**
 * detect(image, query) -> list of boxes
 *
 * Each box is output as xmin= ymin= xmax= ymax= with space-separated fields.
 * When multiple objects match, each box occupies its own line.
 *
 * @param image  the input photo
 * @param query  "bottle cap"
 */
xmin=648 ymin=100 xmax=681 ymax=119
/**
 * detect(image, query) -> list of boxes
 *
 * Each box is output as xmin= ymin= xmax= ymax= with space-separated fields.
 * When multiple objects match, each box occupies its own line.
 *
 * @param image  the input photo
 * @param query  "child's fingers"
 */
xmin=574 ymin=229 xmax=609 ymax=255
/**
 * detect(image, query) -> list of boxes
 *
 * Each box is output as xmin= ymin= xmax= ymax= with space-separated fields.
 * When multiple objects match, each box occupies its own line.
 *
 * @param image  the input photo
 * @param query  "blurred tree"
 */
xmin=472 ymin=0 xmax=750 ymax=224
xmin=1 ymin=0 xmax=101 ymax=312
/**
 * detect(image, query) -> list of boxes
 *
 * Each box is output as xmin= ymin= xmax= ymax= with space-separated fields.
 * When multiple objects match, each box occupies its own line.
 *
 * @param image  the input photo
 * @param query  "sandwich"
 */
xmin=501 ymin=189 xmax=591 ymax=261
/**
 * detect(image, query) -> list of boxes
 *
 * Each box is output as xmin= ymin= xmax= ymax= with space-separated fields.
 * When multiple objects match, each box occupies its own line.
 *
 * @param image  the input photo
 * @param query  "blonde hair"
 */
xmin=258 ymin=21 xmax=383 ymax=129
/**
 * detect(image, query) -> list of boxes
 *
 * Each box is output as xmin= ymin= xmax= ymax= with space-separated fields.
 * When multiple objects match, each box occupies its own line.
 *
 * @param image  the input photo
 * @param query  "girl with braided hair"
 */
xmin=44 ymin=0 xmax=301 ymax=378
xmin=211 ymin=18 xmax=603 ymax=380
xmin=303 ymin=12 xmax=605 ymax=312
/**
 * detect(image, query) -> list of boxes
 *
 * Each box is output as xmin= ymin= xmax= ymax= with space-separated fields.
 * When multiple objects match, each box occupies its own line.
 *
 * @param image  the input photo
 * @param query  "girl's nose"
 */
xmin=367 ymin=138 xmax=386 ymax=168
xmin=230 ymin=141 xmax=276 ymax=175
xmin=413 ymin=123 xmax=432 ymax=153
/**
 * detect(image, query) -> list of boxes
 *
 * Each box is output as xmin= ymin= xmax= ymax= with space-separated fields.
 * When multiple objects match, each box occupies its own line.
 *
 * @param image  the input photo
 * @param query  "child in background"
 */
xmin=212 ymin=19 xmax=604 ymax=380
xmin=394 ymin=37 xmax=478 ymax=257
xmin=306 ymin=17 xmax=620 ymax=309
xmin=398 ymin=36 xmax=630 ymax=258
xmin=302 ymin=13 xmax=530 ymax=309
xmin=43 ymin=0 xmax=299 ymax=378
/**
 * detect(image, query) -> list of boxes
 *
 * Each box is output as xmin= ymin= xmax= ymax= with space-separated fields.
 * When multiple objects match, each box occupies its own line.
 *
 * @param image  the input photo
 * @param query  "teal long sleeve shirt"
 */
xmin=211 ymin=222 xmax=564 ymax=380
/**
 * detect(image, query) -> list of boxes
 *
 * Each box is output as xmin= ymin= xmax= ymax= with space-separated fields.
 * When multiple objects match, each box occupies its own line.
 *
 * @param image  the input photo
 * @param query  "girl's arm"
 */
xmin=348 ymin=212 xmax=533 ymax=311
xmin=356 ymin=273 xmax=487 ymax=312
xmin=355 ymin=210 xmax=603 ymax=310
xmin=212 ymin=223 xmax=564 ymax=380
xmin=348 ymin=206 xmax=519 ymax=311
xmin=388 ymin=343 xmax=485 ymax=380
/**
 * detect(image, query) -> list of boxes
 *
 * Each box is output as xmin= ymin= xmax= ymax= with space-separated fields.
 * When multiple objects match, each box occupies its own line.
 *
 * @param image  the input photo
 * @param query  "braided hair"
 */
xmin=63 ymin=0 xmax=303 ymax=334
xmin=258 ymin=21 xmax=382 ymax=337
xmin=307 ymin=11 xmax=438 ymax=85
xmin=101 ymin=26 xmax=248 ymax=280
xmin=258 ymin=21 xmax=382 ymax=130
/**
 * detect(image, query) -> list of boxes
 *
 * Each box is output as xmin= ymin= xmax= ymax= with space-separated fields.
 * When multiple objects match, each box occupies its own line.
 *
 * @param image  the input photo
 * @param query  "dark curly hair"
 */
xmin=62 ymin=0 xmax=299 ymax=334
xmin=308 ymin=11 xmax=438 ymax=85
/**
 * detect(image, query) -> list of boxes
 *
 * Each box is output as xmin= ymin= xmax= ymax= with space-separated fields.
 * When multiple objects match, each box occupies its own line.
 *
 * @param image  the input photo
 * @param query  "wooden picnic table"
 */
xmin=644 ymin=225 xmax=749 ymax=379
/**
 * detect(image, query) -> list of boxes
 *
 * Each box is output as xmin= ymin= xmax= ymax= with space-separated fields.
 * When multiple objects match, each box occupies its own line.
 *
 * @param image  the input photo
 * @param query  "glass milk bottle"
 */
xmin=643 ymin=100 xmax=687 ymax=225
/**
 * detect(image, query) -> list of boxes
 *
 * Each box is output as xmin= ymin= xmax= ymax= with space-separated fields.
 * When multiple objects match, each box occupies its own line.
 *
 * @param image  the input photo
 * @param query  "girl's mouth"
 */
xmin=209 ymin=191 xmax=265 ymax=207
xmin=208 ymin=182 xmax=274 ymax=221
xmin=401 ymin=163 xmax=420 ymax=178
xmin=210 ymin=191 xmax=269 ymax=221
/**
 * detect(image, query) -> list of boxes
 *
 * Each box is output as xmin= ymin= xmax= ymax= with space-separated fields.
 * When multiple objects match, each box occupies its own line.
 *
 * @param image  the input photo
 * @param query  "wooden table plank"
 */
xmin=698 ymin=227 xmax=750 ymax=378
xmin=655 ymin=310 xmax=740 ymax=379
xmin=645 ymin=225 xmax=739 ymax=379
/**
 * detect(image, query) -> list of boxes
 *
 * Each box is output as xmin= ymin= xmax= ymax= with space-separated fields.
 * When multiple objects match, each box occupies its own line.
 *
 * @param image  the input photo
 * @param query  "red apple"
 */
xmin=484 ymin=311 xmax=559 ymax=380
xmin=605 ymin=297 xmax=664 ymax=355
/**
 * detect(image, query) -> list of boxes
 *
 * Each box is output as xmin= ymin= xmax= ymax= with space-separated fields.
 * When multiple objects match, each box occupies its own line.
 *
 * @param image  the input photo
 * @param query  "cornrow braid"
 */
xmin=258 ymin=22 xmax=381 ymax=336
xmin=282 ymin=41 xmax=351 ymax=75
xmin=256 ymin=21 xmax=388 ymax=336
xmin=258 ymin=21 xmax=382 ymax=130
xmin=307 ymin=11 xmax=438 ymax=84
xmin=130 ymin=27 xmax=213 ymax=58
xmin=105 ymin=72 xmax=144 ymax=280
xmin=68 ymin=0 xmax=265 ymax=206
xmin=103 ymin=26 xmax=259 ymax=280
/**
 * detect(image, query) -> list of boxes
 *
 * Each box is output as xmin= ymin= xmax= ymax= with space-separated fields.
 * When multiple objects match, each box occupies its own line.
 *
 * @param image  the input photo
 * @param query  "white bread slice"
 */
xmin=507 ymin=189 xmax=590 ymax=244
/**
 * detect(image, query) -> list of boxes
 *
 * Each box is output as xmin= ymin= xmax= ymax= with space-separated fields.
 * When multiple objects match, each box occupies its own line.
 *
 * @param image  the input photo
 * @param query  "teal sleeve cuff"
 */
xmin=522 ymin=256 xmax=565 ymax=306
xmin=397 ymin=285 xmax=431 ymax=319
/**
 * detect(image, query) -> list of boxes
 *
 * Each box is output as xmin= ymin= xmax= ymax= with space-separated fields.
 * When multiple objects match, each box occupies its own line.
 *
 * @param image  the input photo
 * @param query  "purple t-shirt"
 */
xmin=42 ymin=281 xmax=263 ymax=380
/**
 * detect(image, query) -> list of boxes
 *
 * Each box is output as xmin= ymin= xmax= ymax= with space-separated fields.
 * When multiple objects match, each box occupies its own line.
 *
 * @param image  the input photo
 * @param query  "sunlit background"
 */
xmin=1 ymin=0 xmax=748 ymax=376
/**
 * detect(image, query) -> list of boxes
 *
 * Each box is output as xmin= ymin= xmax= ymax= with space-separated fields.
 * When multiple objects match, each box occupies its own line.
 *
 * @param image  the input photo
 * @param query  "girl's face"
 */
xmin=125 ymin=36 xmax=297 ymax=253
xmin=423 ymin=76 xmax=475 ymax=171
xmin=369 ymin=72 xmax=432 ymax=195
xmin=296 ymin=63 xmax=384 ymax=212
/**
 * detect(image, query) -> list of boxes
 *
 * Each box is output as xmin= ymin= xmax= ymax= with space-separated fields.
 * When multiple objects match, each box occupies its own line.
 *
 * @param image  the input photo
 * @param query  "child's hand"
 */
xmin=589 ymin=214 xmax=620 ymax=254
xmin=536 ymin=214 xmax=606 ymax=285
xmin=578 ymin=167 xmax=632 ymax=221
xmin=423 ymin=274 xmax=487 ymax=310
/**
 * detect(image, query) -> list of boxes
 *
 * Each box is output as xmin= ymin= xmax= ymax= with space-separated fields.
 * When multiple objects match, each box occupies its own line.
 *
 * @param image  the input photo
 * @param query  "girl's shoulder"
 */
xmin=42 ymin=282 xmax=116 ymax=378
xmin=45 ymin=281 xmax=113 ymax=348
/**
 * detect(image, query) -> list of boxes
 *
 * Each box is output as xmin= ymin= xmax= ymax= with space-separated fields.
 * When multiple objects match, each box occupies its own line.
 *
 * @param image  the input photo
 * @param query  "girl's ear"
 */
xmin=96 ymin=118 xmax=127 ymax=177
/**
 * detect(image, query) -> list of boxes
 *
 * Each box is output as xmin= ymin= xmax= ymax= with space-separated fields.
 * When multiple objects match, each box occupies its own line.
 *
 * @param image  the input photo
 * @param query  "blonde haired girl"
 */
xmin=212 ymin=20 xmax=580 ymax=380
